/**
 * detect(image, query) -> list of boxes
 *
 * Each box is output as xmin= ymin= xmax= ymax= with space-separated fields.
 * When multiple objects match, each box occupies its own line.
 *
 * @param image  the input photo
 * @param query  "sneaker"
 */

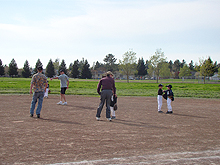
xmin=62 ymin=102 xmax=67 ymax=105
xmin=166 ymin=111 xmax=173 ymax=114
xmin=96 ymin=117 xmax=100 ymax=121
xmin=107 ymin=118 xmax=112 ymax=121
xmin=37 ymin=114 xmax=40 ymax=118
xmin=30 ymin=114 xmax=33 ymax=117
xmin=111 ymin=116 xmax=116 ymax=119
xmin=158 ymin=111 xmax=163 ymax=113
xmin=57 ymin=101 xmax=62 ymax=105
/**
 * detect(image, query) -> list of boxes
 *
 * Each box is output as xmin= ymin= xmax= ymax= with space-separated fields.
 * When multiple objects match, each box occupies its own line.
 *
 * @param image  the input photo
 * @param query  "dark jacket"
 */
xmin=97 ymin=76 xmax=116 ymax=95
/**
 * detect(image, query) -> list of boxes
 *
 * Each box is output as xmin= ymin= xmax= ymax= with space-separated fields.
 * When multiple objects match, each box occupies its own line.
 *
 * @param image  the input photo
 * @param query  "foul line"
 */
xmin=49 ymin=149 xmax=220 ymax=165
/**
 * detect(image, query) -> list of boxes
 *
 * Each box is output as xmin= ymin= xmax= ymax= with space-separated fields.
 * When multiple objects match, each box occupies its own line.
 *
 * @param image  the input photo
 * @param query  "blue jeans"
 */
xmin=30 ymin=92 xmax=44 ymax=115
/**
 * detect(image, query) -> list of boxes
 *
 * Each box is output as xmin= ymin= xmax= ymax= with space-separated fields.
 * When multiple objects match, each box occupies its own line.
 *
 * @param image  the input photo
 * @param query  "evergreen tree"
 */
xmin=22 ymin=60 xmax=31 ymax=78
xmin=81 ymin=59 xmax=92 ymax=79
xmin=173 ymin=59 xmax=181 ymax=78
xmin=70 ymin=60 xmax=80 ymax=78
xmin=0 ymin=59 xmax=4 ymax=76
xmin=94 ymin=61 xmax=103 ymax=70
xmin=78 ymin=58 xmax=85 ymax=73
xmin=8 ymin=58 xmax=18 ymax=77
xmin=69 ymin=63 xmax=73 ymax=72
xmin=137 ymin=58 xmax=147 ymax=77
xmin=34 ymin=59 xmax=43 ymax=74
xmin=213 ymin=61 xmax=218 ymax=72
xmin=168 ymin=60 xmax=173 ymax=72
xmin=46 ymin=59 xmax=55 ymax=78
xmin=53 ymin=58 xmax=60 ymax=74
xmin=180 ymin=59 xmax=186 ymax=68
xmin=58 ymin=59 xmax=67 ymax=75
xmin=103 ymin=54 xmax=117 ymax=71
xmin=189 ymin=60 xmax=194 ymax=71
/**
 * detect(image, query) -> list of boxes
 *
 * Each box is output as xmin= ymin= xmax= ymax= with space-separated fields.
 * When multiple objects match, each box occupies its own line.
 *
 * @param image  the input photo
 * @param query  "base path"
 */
xmin=0 ymin=95 xmax=219 ymax=164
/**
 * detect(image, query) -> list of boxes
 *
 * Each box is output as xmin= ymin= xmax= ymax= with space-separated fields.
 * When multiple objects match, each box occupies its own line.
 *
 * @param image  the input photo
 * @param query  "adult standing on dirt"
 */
xmin=29 ymin=66 xmax=48 ymax=118
xmin=96 ymin=71 xmax=116 ymax=121
xmin=50 ymin=69 xmax=69 ymax=105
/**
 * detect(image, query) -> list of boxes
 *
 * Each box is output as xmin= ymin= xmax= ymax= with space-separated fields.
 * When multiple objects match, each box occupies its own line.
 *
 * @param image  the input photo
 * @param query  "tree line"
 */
xmin=0 ymin=49 xmax=219 ymax=83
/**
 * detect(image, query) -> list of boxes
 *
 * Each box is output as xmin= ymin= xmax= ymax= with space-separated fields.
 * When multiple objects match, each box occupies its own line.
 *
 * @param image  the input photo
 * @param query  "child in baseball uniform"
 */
xmin=164 ymin=84 xmax=174 ymax=114
xmin=110 ymin=89 xmax=117 ymax=119
xmin=157 ymin=84 xmax=164 ymax=113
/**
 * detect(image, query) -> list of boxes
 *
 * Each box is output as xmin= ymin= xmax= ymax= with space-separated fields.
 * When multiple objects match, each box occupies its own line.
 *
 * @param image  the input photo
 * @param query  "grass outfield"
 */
xmin=0 ymin=77 xmax=220 ymax=98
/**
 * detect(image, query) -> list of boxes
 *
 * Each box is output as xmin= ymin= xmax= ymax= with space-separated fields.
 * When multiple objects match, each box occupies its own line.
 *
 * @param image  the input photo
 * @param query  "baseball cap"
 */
xmin=158 ymin=84 xmax=163 ymax=87
xmin=166 ymin=84 xmax=172 ymax=88
xmin=106 ymin=71 xmax=113 ymax=76
xmin=37 ymin=66 xmax=43 ymax=70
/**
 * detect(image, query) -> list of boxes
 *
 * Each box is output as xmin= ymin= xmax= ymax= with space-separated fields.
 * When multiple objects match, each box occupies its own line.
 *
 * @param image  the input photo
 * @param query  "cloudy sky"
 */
xmin=0 ymin=0 xmax=220 ymax=68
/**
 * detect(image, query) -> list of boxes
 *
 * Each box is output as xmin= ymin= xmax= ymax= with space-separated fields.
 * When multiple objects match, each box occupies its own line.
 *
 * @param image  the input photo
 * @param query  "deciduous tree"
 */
xmin=159 ymin=62 xmax=171 ymax=78
xmin=179 ymin=64 xmax=191 ymax=78
xmin=119 ymin=49 xmax=137 ymax=83
xmin=200 ymin=57 xmax=215 ymax=84
xmin=148 ymin=48 xmax=166 ymax=83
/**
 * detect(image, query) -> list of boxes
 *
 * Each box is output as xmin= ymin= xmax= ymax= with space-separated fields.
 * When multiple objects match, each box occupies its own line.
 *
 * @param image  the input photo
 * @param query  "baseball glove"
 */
xmin=48 ymin=90 xmax=51 ymax=93
xmin=162 ymin=93 xmax=167 ymax=100
xmin=114 ymin=104 xmax=117 ymax=111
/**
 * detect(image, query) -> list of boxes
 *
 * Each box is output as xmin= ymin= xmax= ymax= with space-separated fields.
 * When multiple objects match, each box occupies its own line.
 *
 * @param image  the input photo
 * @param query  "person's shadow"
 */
xmin=112 ymin=118 xmax=167 ymax=129
xmin=172 ymin=113 xmax=207 ymax=118
xmin=40 ymin=118 xmax=84 ymax=125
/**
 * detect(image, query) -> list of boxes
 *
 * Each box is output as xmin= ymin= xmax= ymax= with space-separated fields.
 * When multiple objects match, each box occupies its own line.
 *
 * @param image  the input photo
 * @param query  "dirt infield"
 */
xmin=0 ymin=95 xmax=220 ymax=164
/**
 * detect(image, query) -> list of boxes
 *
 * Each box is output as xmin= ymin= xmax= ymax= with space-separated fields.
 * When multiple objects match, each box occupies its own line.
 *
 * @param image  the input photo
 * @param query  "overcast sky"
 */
xmin=0 ymin=0 xmax=220 ymax=68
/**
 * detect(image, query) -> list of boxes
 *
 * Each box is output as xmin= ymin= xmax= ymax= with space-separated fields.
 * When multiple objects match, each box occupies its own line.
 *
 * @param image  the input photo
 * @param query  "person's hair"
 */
xmin=37 ymin=66 xmax=43 ymax=71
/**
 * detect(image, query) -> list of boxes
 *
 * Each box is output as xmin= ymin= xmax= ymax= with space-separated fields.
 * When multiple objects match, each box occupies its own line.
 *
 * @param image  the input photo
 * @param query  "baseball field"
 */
xmin=0 ymin=78 xmax=220 ymax=164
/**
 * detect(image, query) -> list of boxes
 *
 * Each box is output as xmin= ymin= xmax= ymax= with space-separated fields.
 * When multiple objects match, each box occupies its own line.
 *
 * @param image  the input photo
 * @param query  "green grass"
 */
xmin=0 ymin=77 xmax=220 ymax=98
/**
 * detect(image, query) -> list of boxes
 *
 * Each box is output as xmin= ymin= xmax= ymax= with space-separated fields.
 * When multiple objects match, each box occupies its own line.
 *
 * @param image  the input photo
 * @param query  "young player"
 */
xmin=157 ymin=84 xmax=164 ymax=113
xmin=164 ymin=84 xmax=174 ymax=114
xmin=110 ymin=90 xmax=117 ymax=119
xmin=50 ymin=70 xmax=69 ymax=105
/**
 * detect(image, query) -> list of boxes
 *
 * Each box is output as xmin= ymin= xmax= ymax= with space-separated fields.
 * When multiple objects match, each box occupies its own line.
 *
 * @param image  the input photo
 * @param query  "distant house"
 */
xmin=210 ymin=73 xmax=219 ymax=80
xmin=91 ymin=70 xmax=106 ymax=79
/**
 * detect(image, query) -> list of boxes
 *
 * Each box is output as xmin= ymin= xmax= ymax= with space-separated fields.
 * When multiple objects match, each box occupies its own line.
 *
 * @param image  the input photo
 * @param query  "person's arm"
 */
xmin=50 ymin=77 xmax=59 ymax=80
xmin=30 ymin=83 xmax=34 ymax=94
xmin=67 ymin=80 xmax=69 ymax=89
xmin=97 ymin=80 xmax=102 ymax=95
xmin=44 ymin=82 xmax=48 ymax=92
xmin=112 ymin=80 xmax=116 ymax=95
